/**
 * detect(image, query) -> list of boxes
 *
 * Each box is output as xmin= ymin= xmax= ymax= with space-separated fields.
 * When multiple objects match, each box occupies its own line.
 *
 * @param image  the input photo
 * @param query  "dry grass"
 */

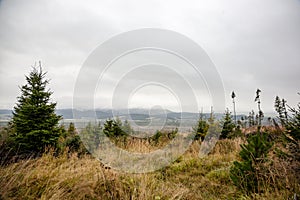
xmin=0 ymin=138 xmax=298 ymax=200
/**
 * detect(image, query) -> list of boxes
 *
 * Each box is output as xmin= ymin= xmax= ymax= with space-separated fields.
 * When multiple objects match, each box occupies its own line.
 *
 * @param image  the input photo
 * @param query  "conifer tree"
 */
xmin=11 ymin=65 xmax=61 ymax=153
xmin=123 ymin=119 xmax=134 ymax=135
xmin=274 ymin=96 xmax=288 ymax=125
xmin=248 ymin=110 xmax=255 ymax=127
xmin=231 ymin=91 xmax=237 ymax=124
xmin=103 ymin=118 xmax=127 ymax=137
xmin=254 ymin=89 xmax=264 ymax=126
xmin=220 ymin=108 xmax=235 ymax=139
xmin=65 ymin=122 xmax=82 ymax=152
xmin=275 ymin=95 xmax=300 ymax=141
xmin=193 ymin=110 xmax=209 ymax=141
xmin=230 ymin=132 xmax=273 ymax=193
xmin=206 ymin=106 xmax=221 ymax=140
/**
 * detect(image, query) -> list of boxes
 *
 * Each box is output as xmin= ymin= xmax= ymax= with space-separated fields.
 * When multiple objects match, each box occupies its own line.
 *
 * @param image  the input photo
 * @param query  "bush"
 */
xmin=152 ymin=130 xmax=162 ymax=144
xmin=230 ymin=132 xmax=273 ymax=193
xmin=150 ymin=128 xmax=178 ymax=145
xmin=228 ymin=125 xmax=243 ymax=139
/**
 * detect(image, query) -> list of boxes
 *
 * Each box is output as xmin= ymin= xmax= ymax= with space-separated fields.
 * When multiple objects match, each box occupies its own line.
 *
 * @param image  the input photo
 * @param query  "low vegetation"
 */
xmin=0 ymin=66 xmax=299 ymax=199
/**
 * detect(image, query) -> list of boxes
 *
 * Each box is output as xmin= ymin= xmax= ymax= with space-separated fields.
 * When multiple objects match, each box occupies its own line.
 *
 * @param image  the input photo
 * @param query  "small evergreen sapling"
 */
xmin=193 ymin=111 xmax=209 ymax=141
xmin=230 ymin=132 xmax=273 ymax=193
xmin=220 ymin=108 xmax=235 ymax=139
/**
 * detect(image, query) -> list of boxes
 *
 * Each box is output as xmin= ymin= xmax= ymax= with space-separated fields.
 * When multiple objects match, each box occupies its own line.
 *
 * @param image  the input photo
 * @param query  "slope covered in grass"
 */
xmin=1 ymin=138 xmax=298 ymax=200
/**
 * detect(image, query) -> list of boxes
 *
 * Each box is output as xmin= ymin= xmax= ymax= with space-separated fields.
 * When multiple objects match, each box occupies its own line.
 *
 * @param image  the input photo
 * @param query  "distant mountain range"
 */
xmin=0 ymin=108 xmax=246 ymax=121
xmin=0 ymin=109 xmax=278 ymax=129
xmin=60 ymin=108 xmax=229 ymax=120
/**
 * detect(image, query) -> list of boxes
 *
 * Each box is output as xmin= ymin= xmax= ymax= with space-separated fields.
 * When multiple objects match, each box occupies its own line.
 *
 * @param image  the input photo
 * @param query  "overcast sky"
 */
xmin=0 ymin=0 xmax=299 ymax=113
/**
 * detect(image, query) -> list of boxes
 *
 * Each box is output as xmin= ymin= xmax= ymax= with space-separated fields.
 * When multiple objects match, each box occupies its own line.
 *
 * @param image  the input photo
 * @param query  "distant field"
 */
xmin=0 ymin=120 xmax=9 ymax=127
xmin=60 ymin=118 xmax=194 ymax=133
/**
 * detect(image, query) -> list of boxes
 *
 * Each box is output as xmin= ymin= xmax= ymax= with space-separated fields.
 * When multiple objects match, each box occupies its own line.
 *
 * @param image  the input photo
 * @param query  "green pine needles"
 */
xmin=220 ymin=108 xmax=235 ymax=139
xmin=11 ymin=65 xmax=61 ymax=153
xmin=230 ymin=132 xmax=273 ymax=193
xmin=193 ymin=112 xmax=209 ymax=141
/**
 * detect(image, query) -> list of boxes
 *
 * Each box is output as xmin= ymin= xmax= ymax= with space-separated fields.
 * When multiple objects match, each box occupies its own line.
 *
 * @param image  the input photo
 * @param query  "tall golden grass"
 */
xmin=0 ymin=137 xmax=298 ymax=199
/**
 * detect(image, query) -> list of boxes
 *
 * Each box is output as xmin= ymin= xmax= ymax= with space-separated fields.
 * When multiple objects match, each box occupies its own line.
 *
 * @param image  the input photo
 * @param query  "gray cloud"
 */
xmin=0 ymin=0 xmax=299 ymax=113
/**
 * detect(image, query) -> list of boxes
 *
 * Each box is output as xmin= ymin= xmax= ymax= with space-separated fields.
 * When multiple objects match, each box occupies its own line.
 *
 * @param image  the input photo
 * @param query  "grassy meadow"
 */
xmin=0 ymin=130 xmax=299 ymax=200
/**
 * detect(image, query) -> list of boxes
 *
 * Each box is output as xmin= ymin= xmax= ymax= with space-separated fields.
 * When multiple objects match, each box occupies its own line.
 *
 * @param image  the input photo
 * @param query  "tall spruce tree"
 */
xmin=12 ymin=65 xmax=61 ymax=153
